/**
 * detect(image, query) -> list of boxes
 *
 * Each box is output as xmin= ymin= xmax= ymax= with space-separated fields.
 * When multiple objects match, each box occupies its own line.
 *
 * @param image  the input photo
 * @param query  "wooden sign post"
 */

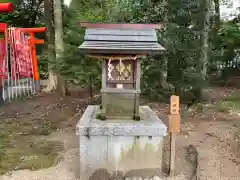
xmin=169 ymin=95 xmax=180 ymax=176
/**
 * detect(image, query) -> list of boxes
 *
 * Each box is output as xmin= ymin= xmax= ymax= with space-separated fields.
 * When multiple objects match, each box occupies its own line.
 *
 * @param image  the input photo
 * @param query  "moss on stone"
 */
xmin=133 ymin=114 xmax=141 ymax=121
xmin=101 ymin=114 xmax=107 ymax=121
xmin=96 ymin=113 xmax=107 ymax=121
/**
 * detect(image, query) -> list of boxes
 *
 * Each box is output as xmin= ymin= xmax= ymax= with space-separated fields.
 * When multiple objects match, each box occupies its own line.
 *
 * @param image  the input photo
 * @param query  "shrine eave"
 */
xmin=79 ymin=41 xmax=165 ymax=55
xmin=79 ymin=44 xmax=165 ymax=55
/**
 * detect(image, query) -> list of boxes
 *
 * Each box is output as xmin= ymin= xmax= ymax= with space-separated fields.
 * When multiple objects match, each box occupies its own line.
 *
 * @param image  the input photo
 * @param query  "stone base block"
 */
xmin=76 ymin=105 xmax=167 ymax=180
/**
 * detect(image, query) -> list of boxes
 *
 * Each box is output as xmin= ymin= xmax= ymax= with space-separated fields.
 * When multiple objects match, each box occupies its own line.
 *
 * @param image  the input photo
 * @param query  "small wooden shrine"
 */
xmin=77 ymin=23 xmax=167 ymax=180
xmin=79 ymin=22 xmax=165 ymax=120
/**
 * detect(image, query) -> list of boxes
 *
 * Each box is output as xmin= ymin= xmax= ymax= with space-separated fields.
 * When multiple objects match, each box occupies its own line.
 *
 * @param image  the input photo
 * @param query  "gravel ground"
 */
xmin=0 ymin=86 xmax=240 ymax=180
xmin=1 ymin=119 xmax=239 ymax=180
xmin=0 ymin=149 xmax=79 ymax=180
xmin=195 ymin=123 xmax=240 ymax=180
xmin=0 ymin=131 xmax=79 ymax=180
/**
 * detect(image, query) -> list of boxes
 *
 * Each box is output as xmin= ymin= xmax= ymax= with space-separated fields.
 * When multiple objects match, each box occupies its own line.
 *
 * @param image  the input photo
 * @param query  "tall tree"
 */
xmin=201 ymin=0 xmax=212 ymax=78
xmin=214 ymin=0 xmax=220 ymax=29
xmin=54 ymin=0 xmax=66 ymax=96
xmin=44 ymin=0 xmax=58 ymax=92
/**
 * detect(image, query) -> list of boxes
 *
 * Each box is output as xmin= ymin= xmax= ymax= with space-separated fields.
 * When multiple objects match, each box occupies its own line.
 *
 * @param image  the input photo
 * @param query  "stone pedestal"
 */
xmin=76 ymin=105 xmax=167 ymax=180
xmin=101 ymin=88 xmax=141 ymax=119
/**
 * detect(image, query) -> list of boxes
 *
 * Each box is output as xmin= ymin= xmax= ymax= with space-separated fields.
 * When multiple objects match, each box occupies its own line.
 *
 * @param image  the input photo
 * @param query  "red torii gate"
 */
xmin=0 ymin=3 xmax=14 ymax=13
xmin=0 ymin=2 xmax=46 ymax=91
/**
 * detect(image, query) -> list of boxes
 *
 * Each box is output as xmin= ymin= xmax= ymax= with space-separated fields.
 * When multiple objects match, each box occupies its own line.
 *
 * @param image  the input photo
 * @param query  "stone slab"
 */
xmin=79 ymin=135 xmax=165 ymax=180
xmin=76 ymin=105 xmax=167 ymax=136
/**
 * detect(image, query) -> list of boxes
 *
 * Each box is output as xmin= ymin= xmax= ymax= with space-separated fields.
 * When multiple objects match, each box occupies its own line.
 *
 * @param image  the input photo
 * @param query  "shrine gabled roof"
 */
xmin=79 ymin=23 xmax=166 ymax=55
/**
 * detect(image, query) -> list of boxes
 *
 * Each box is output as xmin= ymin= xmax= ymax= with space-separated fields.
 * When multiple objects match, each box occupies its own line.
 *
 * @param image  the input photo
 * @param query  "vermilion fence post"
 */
xmin=30 ymin=32 xmax=40 ymax=91
xmin=0 ymin=2 xmax=12 ymax=105
xmin=18 ymin=27 xmax=46 ymax=91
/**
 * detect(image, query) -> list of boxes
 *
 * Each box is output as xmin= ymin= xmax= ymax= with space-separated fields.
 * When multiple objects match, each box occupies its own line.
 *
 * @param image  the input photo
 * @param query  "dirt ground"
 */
xmin=0 ymin=87 xmax=240 ymax=180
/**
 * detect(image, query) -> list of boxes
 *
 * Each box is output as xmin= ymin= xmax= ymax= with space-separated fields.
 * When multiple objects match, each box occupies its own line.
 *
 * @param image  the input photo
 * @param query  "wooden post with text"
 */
xmin=169 ymin=95 xmax=180 ymax=176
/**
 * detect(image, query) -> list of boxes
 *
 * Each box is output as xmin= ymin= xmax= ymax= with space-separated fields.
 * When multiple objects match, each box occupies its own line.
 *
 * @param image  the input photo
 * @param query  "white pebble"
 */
xmin=132 ymin=177 xmax=142 ymax=180
xmin=152 ymin=176 xmax=162 ymax=180
xmin=125 ymin=178 xmax=132 ymax=180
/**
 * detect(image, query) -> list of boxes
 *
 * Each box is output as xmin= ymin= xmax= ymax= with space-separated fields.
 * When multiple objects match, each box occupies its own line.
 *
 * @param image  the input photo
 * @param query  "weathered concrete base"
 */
xmin=35 ymin=80 xmax=41 ymax=92
xmin=76 ymin=105 xmax=167 ymax=180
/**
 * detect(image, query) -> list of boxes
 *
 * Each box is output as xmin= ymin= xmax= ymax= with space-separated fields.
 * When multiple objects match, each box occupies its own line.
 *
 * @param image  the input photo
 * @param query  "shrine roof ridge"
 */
xmin=80 ymin=22 xmax=162 ymax=29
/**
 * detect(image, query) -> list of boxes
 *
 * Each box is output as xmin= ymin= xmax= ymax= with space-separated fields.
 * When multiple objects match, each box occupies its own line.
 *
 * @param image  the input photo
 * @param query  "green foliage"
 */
xmin=210 ymin=20 xmax=240 ymax=84
xmin=38 ymin=51 xmax=49 ymax=79
xmin=59 ymin=0 xmax=209 ymax=102
xmin=57 ymin=7 xmax=101 ymax=88
xmin=0 ymin=0 xmax=44 ymax=27
xmin=162 ymin=0 xmax=206 ymax=101
xmin=2 ymin=0 xmax=240 ymax=104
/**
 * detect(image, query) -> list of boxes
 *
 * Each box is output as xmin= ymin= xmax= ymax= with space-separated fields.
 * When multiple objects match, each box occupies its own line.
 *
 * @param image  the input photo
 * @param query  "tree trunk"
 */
xmin=214 ymin=0 xmax=220 ymax=29
xmin=44 ymin=0 xmax=58 ymax=92
xmin=160 ymin=0 xmax=168 ymax=88
xmin=194 ymin=0 xmax=211 ymax=101
xmin=54 ymin=0 xmax=66 ymax=97
xmin=199 ymin=0 xmax=212 ymax=80
xmin=201 ymin=0 xmax=211 ymax=79
xmin=161 ymin=57 xmax=168 ymax=88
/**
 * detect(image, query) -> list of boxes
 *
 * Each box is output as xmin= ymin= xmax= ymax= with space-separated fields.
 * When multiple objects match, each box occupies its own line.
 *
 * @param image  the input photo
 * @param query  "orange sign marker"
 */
xmin=169 ymin=95 xmax=180 ymax=133
xmin=168 ymin=114 xmax=180 ymax=133
xmin=170 ymin=95 xmax=179 ymax=115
